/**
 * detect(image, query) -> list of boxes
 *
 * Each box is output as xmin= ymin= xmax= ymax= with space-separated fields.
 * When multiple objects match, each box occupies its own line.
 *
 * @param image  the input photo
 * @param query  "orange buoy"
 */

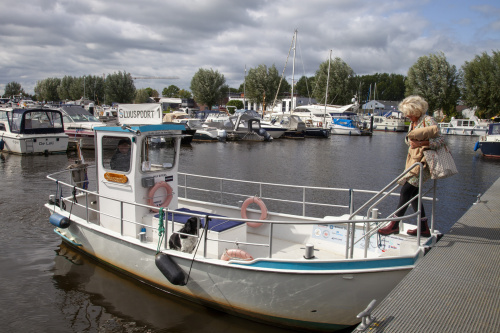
xmin=221 ymin=249 xmax=254 ymax=261
xmin=241 ymin=196 xmax=267 ymax=227
xmin=148 ymin=181 xmax=173 ymax=212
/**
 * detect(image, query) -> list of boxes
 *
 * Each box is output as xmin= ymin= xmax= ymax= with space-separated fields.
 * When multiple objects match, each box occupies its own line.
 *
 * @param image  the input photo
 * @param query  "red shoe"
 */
xmin=378 ymin=220 xmax=399 ymax=235
xmin=407 ymin=218 xmax=431 ymax=237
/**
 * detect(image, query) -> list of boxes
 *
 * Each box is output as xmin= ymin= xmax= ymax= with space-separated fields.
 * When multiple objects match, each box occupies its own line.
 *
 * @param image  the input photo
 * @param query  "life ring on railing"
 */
xmin=148 ymin=181 xmax=173 ymax=212
xmin=221 ymin=249 xmax=254 ymax=261
xmin=241 ymin=196 xmax=267 ymax=227
xmin=319 ymin=122 xmax=323 ymax=127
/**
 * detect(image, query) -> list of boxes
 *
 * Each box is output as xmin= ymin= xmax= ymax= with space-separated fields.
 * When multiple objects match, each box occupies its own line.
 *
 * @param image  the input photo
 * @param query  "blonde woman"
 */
xmin=378 ymin=96 xmax=445 ymax=237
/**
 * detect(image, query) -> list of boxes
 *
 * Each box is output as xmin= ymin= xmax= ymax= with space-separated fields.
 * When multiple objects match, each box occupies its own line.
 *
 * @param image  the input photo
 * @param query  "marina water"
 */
xmin=1 ymin=132 xmax=498 ymax=332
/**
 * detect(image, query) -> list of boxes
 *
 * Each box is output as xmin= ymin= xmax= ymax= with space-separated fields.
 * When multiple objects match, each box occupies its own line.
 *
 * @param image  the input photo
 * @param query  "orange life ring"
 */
xmin=319 ymin=122 xmax=323 ymax=127
xmin=221 ymin=249 xmax=254 ymax=261
xmin=241 ymin=196 xmax=267 ymax=227
xmin=148 ymin=181 xmax=173 ymax=212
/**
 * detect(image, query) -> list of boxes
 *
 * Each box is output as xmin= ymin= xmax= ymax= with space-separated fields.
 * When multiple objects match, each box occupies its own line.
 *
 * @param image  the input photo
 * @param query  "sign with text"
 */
xmin=118 ymin=103 xmax=163 ymax=125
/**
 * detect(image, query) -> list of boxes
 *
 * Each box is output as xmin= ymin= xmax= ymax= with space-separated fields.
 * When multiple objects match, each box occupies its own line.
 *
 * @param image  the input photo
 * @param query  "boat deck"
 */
xmin=359 ymin=176 xmax=500 ymax=332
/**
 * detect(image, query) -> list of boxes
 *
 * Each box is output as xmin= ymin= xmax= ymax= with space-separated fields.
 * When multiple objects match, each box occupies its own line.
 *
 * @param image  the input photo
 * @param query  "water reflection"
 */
xmin=0 ymin=133 xmax=498 ymax=332
xmin=52 ymin=243 xmax=293 ymax=333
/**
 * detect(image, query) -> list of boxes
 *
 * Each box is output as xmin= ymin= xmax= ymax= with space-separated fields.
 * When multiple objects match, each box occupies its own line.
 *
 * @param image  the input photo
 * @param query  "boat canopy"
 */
xmin=60 ymin=105 xmax=100 ymax=122
xmin=3 ymin=108 xmax=65 ymax=134
xmin=332 ymin=118 xmax=357 ymax=128
xmin=488 ymin=123 xmax=500 ymax=135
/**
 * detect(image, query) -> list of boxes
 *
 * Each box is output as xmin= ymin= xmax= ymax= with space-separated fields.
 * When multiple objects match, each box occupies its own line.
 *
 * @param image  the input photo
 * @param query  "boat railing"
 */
xmin=347 ymin=161 xmax=436 ymax=257
xmin=47 ymin=162 xmax=437 ymax=260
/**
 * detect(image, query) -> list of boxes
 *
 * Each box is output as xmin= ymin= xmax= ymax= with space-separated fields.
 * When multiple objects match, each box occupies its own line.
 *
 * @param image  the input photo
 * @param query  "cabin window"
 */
xmin=141 ymin=136 xmax=176 ymax=172
xmin=0 ymin=124 xmax=5 ymax=131
xmin=102 ymin=136 xmax=131 ymax=173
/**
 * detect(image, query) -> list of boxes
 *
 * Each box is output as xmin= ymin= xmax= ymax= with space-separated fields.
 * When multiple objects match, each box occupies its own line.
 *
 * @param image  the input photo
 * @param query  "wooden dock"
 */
xmin=357 ymin=176 xmax=500 ymax=332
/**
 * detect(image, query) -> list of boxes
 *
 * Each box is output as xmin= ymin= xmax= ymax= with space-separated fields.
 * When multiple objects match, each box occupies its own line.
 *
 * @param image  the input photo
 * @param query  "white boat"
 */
xmin=0 ymin=107 xmax=68 ymax=154
xmin=44 ymin=103 xmax=441 ymax=332
xmin=292 ymin=105 xmax=332 ymax=128
xmin=438 ymin=116 xmax=489 ymax=136
xmin=239 ymin=110 xmax=286 ymax=139
xmin=206 ymin=110 xmax=273 ymax=141
xmin=474 ymin=122 xmax=500 ymax=158
xmin=58 ymin=104 xmax=107 ymax=149
xmin=329 ymin=111 xmax=363 ymax=135
xmin=163 ymin=112 xmax=227 ymax=142
xmin=372 ymin=115 xmax=406 ymax=132
xmin=293 ymin=104 xmax=362 ymax=136
xmin=262 ymin=112 xmax=306 ymax=139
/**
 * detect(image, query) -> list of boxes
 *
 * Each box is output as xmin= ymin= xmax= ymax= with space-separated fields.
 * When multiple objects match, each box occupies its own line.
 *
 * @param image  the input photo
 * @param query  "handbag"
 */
xmin=423 ymin=144 xmax=458 ymax=179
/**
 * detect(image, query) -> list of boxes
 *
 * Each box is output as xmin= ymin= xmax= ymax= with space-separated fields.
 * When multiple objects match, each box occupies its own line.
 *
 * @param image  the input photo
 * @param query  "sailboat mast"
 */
xmin=244 ymin=65 xmax=246 ymax=109
xmin=324 ymin=50 xmax=332 ymax=129
xmin=291 ymin=29 xmax=297 ymax=111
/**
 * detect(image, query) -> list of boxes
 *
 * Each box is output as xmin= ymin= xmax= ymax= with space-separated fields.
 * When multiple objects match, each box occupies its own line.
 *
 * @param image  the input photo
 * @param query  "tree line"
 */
xmin=3 ymin=50 xmax=499 ymax=118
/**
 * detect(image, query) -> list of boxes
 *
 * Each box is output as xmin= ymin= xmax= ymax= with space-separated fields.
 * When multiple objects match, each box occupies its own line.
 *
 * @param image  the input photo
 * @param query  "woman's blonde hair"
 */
xmin=399 ymin=95 xmax=428 ymax=118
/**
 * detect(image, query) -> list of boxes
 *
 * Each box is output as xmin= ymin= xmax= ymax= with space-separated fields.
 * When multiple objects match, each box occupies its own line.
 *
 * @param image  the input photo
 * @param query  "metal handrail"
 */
xmin=48 ymin=166 xmax=438 ymax=260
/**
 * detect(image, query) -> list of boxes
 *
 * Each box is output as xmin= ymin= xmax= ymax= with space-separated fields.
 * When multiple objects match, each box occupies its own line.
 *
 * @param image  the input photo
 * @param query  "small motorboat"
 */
xmin=474 ymin=122 xmax=500 ymax=158
xmin=438 ymin=116 xmax=489 ymax=136
xmin=57 ymin=104 xmax=107 ymax=149
xmin=45 ymin=103 xmax=441 ymax=332
xmin=0 ymin=107 xmax=68 ymax=154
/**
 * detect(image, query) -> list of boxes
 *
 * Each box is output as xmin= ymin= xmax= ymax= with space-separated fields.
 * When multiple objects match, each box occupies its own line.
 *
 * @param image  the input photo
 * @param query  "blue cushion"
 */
xmin=155 ymin=207 xmax=244 ymax=232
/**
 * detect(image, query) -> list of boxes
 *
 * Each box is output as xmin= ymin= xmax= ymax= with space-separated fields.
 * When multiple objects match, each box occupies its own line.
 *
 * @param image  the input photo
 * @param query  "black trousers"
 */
xmin=395 ymin=182 xmax=426 ymax=218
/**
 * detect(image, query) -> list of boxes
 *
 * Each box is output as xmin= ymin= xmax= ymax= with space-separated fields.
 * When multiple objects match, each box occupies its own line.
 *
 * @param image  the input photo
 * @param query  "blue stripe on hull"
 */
xmin=235 ymin=256 xmax=418 ymax=271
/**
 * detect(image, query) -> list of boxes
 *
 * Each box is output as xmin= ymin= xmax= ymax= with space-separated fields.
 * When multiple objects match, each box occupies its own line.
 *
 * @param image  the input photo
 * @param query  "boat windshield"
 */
xmin=102 ymin=137 xmax=132 ymax=173
xmin=9 ymin=110 xmax=65 ymax=134
xmin=61 ymin=105 xmax=100 ymax=123
xmin=141 ymin=136 xmax=176 ymax=172
xmin=489 ymin=124 xmax=500 ymax=135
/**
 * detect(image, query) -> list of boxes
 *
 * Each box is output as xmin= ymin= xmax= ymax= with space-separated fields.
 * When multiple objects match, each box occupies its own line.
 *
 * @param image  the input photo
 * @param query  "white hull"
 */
xmin=48 ymin=205 xmax=416 ymax=331
xmin=439 ymin=127 xmax=487 ymax=136
xmin=44 ymin=111 xmax=439 ymax=332
xmin=1 ymin=135 xmax=68 ymax=154
xmin=438 ymin=116 xmax=489 ymax=136
xmin=372 ymin=116 xmax=406 ymax=132
xmin=330 ymin=126 xmax=361 ymax=135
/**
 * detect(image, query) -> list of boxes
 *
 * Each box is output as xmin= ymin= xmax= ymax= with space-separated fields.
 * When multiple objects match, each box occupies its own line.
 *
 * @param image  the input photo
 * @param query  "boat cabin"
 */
xmin=95 ymin=103 xmax=185 ymax=236
xmin=0 ymin=108 xmax=68 ymax=154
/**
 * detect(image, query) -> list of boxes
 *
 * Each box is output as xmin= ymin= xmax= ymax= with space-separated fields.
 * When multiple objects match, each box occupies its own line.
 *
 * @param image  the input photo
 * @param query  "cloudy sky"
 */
xmin=1 ymin=0 xmax=499 ymax=96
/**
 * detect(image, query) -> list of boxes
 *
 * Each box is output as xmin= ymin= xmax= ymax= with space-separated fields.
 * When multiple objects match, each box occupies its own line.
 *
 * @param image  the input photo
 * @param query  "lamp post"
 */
xmin=83 ymin=75 xmax=86 ymax=100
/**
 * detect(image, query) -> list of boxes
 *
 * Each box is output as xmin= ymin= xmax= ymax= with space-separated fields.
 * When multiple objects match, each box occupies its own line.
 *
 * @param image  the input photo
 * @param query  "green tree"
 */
xmin=4 ymin=81 xmax=25 ymax=98
xmin=134 ymin=89 xmax=150 ymax=103
xmin=313 ymin=57 xmax=356 ymax=105
xmin=162 ymin=85 xmax=180 ymax=97
xmin=295 ymin=76 xmax=315 ymax=98
xmin=461 ymin=50 xmax=500 ymax=118
xmin=68 ymin=77 xmax=84 ymax=101
xmin=34 ymin=77 xmax=61 ymax=102
xmin=245 ymin=64 xmax=290 ymax=109
xmin=227 ymin=99 xmax=244 ymax=112
xmin=405 ymin=52 xmax=460 ymax=116
xmin=190 ymin=68 xmax=226 ymax=110
xmin=144 ymin=87 xmax=159 ymax=98
xmin=57 ymin=76 xmax=75 ymax=101
xmin=177 ymin=89 xmax=192 ymax=99
xmin=357 ymin=73 xmax=406 ymax=102
xmin=84 ymin=75 xmax=105 ymax=104
xmin=104 ymin=71 xmax=136 ymax=104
